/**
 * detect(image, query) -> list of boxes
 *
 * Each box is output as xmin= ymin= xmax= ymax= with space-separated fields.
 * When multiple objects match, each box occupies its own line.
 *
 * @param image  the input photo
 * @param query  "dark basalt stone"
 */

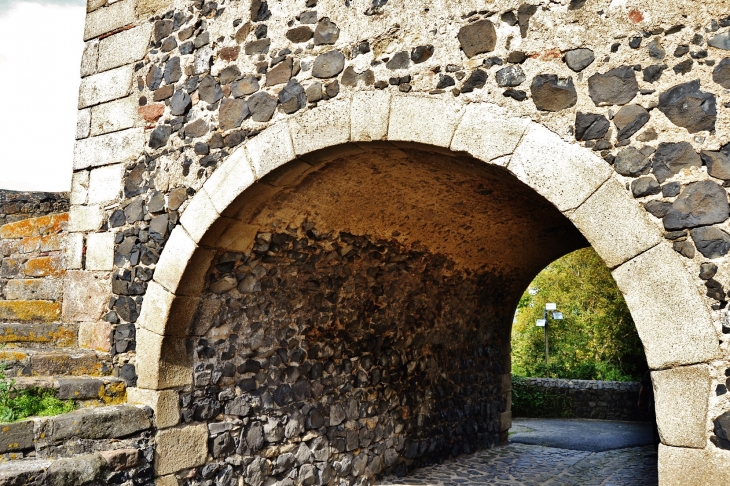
xmin=495 ymin=65 xmax=525 ymax=87
xmin=702 ymin=151 xmax=730 ymax=180
xmin=278 ymin=79 xmax=306 ymax=114
xmin=709 ymin=31 xmax=730 ymax=51
xmin=647 ymin=39 xmax=666 ymax=60
xmin=613 ymin=104 xmax=650 ymax=141
xmin=662 ymin=182 xmax=681 ymax=197
xmin=657 ymin=80 xmax=716 ymax=133
xmin=170 ymin=90 xmax=191 ymax=116
xmin=248 ymin=92 xmax=278 ymax=122
xmin=457 ymin=19 xmax=497 ymax=58
xmin=575 ymin=112 xmax=609 ymax=141
xmin=691 ymin=226 xmax=730 ymax=258
xmin=461 ymin=69 xmax=487 ymax=93
xmin=712 ymin=58 xmax=730 ymax=88
xmin=199 ymin=75 xmax=223 ymax=104
xmin=385 ymin=51 xmax=410 ymax=70
xmin=517 ymin=3 xmax=537 ymax=38
xmin=411 ymin=45 xmax=434 ymax=64
xmin=232 ymin=76 xmax=260 ymax=97
xmin=312 ymin=50 xmax=345 ymax=78
xmin=614 ymin=147 xmax=651 ymax=176
xmin=530 ymin=74 xmax=577 ymax=111
xmin=651 ymin=142 xmax=702 ymax=183
xmin=245 ymin=39 xmax=271 ymax=55
xmin=436 ymin=75 xmax=455 ymax=89
xmin=643 ymin=64 xmax=667 ymax=83
xmin=314 ymin=18 xmax=340 ymax=45
xmin=588 ymin=66 xmax=638 ymax=106
xmin=184 ymin=119 xmax=208 ymax=139
xmin=163 ymin=57 xmax=181 ymax=84
xmin=699 ymin=262 xmax=718 ymax=280
xmin=663 ymin=180 xmax=730 ymax=230
xmin=631 ymin=176 xmax=661 ymax=198
xmin=266 ymin=57 xmax=293 ymax=86
xmin=219 ymin=98 xmax=249 ymax=130
xmin=148 ymin=125 xmax=171 ymax=149
xmin=563 ymin=48 xmax=594 ymax=72
xmin=706 ymin=278 xmax=727 ymax=302
xmin=286 ymin=26 xmax=313 ymax=43
xmin=219 ymin=65 xmax=242 ymax=85
xmin=503 ymin=89 xmax=527 ymax=101
xmin=673 ymin=240 xmax=695 ymax=259
xmin=644 ymin=200 xmax=672 ymax=218
xmin=673 ymin=59 xmax=693 ymax=75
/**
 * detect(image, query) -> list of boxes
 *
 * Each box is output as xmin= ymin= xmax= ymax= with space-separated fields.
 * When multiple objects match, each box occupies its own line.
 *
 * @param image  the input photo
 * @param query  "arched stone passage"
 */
xmin=131 ymin=98 xmax=721 ymax=482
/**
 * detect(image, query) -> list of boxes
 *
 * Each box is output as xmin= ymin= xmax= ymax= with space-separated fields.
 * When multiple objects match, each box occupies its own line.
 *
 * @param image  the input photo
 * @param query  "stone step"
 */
xmin=0 ymin=322 xmax=77 ymax=348
xmin=0 ymin=348 xmax=112 ymax=378
xmin=12 ymin=375 xmax=127 ymax=405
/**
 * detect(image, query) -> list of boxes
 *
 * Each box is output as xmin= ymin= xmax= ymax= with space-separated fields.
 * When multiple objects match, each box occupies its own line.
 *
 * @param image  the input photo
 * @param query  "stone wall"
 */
xmin=0 ymin=190 xmax=69 ymax=325
xmin=513 ymin=377 xmax=649 ymax=422
xmin=184 ymin=224 xmax=509 ymax=484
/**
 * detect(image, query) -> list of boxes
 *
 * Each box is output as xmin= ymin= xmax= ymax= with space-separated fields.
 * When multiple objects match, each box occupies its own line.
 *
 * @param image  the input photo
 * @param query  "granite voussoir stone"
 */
xmin=588 ymin=66 xmax=638 ymax=106
xmin=657 ymin=80 xmax=716 ymax=133
xmin=530 ymin=74 xmax=577 ymax=111
xmin=663 ymin=180 xmax=730 ymax=230
xmin=457 ymin=19 xmax=497 ymax=58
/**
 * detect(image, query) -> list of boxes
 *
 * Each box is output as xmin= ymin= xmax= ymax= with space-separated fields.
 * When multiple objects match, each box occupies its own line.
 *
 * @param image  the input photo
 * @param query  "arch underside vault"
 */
xmin=130 ymin=96 xmax=722 ymax=482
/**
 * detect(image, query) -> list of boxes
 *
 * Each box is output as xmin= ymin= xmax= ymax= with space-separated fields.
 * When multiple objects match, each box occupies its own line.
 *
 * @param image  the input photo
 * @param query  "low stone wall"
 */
xmin=513 ymin=377 xmax=649 ymax=422
xmin=0 ymin=191 xmax=68 ymax=226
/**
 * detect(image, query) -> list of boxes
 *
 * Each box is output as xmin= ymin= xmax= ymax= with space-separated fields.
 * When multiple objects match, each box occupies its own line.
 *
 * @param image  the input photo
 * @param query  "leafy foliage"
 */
xmin=0 ymin=361 xmax=75 ymax=423
xmin=511 ymin=376 xmax=572 ymax=418
xmin=512 ymin=248 xmax=645 ymax=381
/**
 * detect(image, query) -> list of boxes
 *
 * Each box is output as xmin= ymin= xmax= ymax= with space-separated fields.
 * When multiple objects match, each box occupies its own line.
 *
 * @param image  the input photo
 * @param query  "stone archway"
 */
xmin=129 ymin=95 xmax=720 ymax=483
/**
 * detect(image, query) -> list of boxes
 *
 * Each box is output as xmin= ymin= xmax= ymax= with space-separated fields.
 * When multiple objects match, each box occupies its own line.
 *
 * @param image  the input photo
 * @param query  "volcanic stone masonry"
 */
xmin=57 ymin=0 xmax=730 ymax=484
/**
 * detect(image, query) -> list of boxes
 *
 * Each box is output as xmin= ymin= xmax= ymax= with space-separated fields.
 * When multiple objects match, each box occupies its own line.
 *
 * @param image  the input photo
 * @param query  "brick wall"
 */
xmin=0 ymin=190 xmax=70 ymax=323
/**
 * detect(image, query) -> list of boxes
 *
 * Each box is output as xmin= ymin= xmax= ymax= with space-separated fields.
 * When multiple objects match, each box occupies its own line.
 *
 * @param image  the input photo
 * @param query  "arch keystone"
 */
xmin=509 ymin=124 xmax=612 ymax=212
xmin=351 ymin=90 xmax=391 ymax=142
xmin=388 ymin=94 xmax=464 ymax=148
xmin=570 ymin=177 xmax=662 ymax=269
xmin=612 ymin=244 xmax=719 ymax=368
xmin=450 ymin=103 xmax=529 ymax=164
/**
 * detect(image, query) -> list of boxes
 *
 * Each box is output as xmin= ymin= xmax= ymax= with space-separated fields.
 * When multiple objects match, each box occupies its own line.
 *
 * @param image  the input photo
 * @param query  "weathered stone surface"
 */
xmin=653 ymin=365 xmax=710 ymax=448
xmin=702 ymin=150 xmax=730 ymax=180
xmin=278 ymin=80 xmax=306 ymax=114
xmin=219 ymin=65 xmax=241 ymax=85
xmin=652 ymin=142 xmax=702 ymax=183
xmin=575 ymin=112 xmax=609 ymax=141
xmin=457 ymin=19 xmax=497 ymax=58
xmin=312 ymin=51 xmax=345 ymax=79
xmin=690 ymin=226 xmax=730 ymax=258
xmin=245 ymin=38 xmax=271 ymax=55
xmin=0 ymin=420 xmax=34 ymax=453
xmin=232 ymin=76 xmax=260 ymax=97
xmin=663 ymin=180 xmax=730 ymax=230
xmin=588 ymin=66 xmax=638 ymax=106
xmin=411 ymin=44 xmax=434 ymax=63
xmin=631 ymin=176 xmax=661 ymax=197
xmin=530 ymin=75 xmax=577 ymax=111
xmin=266 ymin=58 xmax=293 ymax=86
xmin=385 ymin=51 xmax=410 ymax=70
xmin=614 ymin=147 xmax=651 ymax=176
xmin=248 ymin=92 xmax=278 ymax=122
xmin=184 ymin=118 xmax=208 ymax=139
xmin=709 ymin=31 xmax=730 ymax=50
xmin=62 ymin=271 xmax=110 ymax=322
xmin=219 ymin=98 xmax=249 ymax=130
xmin=286 ymin=26 xmax=313 ymax=43
xmin=45 ymin=453 xmax=107 ymax=486
xmin=461 ymin=69 xmax=488 ymax=93
xmin=613 ymin=104 xmax=650 ymax=141
xmin=199 ymin=75 xmax=223 ymax=104
xmin=155 ymin=424 xmax=209 ymax=475
xmin=712 ymin=58 xmax=730 ymax=88
xmin=657 ymin=80 xmax=716 ymax=133
xmin=495 ymin=65 xmax=525 ymax=87
xmin=313 ymin=18 xmax=339 ymax=45
xmin=50 ymin=405 xmax=151 ymax=442
xmin=563 ymin=48 xmax=594 ymax=72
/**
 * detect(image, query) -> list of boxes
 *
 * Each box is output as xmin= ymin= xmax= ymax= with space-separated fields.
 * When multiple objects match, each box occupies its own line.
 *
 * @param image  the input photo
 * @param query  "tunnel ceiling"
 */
xmin=228 ymin=144 xmax=588 ymax=293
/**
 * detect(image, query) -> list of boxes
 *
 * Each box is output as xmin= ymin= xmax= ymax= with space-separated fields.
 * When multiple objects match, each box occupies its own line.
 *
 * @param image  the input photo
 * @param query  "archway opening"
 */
xmin=178 ymin=142 xmax=599 ymax=482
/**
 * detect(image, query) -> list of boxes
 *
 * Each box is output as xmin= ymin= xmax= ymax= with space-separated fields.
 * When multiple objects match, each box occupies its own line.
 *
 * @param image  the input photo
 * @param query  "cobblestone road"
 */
xmin=377 ymin=443 xmax=658 ymax=486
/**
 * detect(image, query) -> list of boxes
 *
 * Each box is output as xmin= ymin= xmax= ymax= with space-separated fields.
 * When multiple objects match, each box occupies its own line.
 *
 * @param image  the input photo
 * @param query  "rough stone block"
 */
xmin=137 ymin=0 xmax=173 ymax=18
xmin=97 ymin=23 xmax=152 ymax=72
xmin=48 ymin=405 xmax=151 ymax=442
xmin=612 ymin=244 xmax=719 ymax=369
xmin=137 ymin=281 xmax=198 ymax=337
xmin=57 ymin=378 xmax=104 ymax=400
xmin=126 ymin=388 xmax=180 ymax=428
xmin=73 ymin=128 xmax=144 ymax=170
xmin=80 ymin=40 xmax=99 ymax=78
xmin=46 ymin=453 xmax=107 ymax=485
xmin=78 ymin=64 xmax=134 ymax=108
xmin=244 ymin=122 xmax=296 ymax=179
xmin=90 ymin=96 xmax=140 ymax=137
xmin=179 ymin=190 xmax=219 ymax=244
xmin=658 ymin=445 xmax=730 ymax=485
xmin=388 ymin=95 xmax=464 ymax=148
xmin=351 ymin=90 xmax=391 ymax=142
xmin=86 ymin=232 xmax=115 ymax=271
xmin=570 ymin=177 xmax=662 ymax=268
xmin=76 ymin=108 xmax=91 ymax=140
xmin=499 ymin=411 xmax=512 ymax=432
xmin=0 ymin=301 xmax=62 ymax=322
xmin=652 ymin=365 xmax=710 ymax=448
xmin=69 ymin=205 xmax=104 ymax=232
xmin=24 ymin=255 xmax=64 ymax=277
xmin=153 ymin=227 xmax=197 ymax=294
xmin=0 ymin=214 xmax=67 ymax=239
xmin=88 ymin=163 xmax=124 ymax=204
xmin=135 ymin=328 xmax=192 ymax=390
xmin=451 ymin=103 xmax=529 ymax=164
xmin=70 ymin=171 xmax=89 ymax=205
xmin=289 ymin=99 xmax=351 ymax=156
xmin=62 ymin=271 xmax=111 ymax=323
xmin=509 ymin=124 xmax=612 ymax=212
xmin=5 ymin=278 xmax=63 ymax=301
xmin=201 ymin=148 xmax=256 ymax=214
xmin=79 ymin=321 xmax=112 ymax=352
xmin=155 ymin=475 xmax=179 ymax=486
xmin=65 ymin=233 xmax=84 ymax=270
xmin=100 ymin=448 xmax=139 ymax=471
xmin=0 ymin=419 xmax=34 ymax=453
xmin=83 ymin=0 xmax=136 ymax=40
xmin=154 ymin=423 xmax=209 ymax=475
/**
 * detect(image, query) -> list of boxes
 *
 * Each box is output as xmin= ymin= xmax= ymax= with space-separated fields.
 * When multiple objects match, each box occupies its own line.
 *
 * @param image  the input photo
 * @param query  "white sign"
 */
xmin=536 ymin=319 xmax=546 ymax=327
xmin=545 ymin=303 xmax=557 ymax=311
xmin=552 ymin=312 xmax=564 ymax=320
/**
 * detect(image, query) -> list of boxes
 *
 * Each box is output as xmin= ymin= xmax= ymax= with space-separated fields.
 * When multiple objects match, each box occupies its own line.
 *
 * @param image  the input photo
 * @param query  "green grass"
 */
xmin=0 ymin=360 xmax=76 ymax=422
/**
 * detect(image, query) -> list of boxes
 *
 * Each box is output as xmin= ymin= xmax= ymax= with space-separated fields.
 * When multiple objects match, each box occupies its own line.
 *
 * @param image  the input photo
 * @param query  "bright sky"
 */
xmin=0 ymin=0 xmax=86 ymax=192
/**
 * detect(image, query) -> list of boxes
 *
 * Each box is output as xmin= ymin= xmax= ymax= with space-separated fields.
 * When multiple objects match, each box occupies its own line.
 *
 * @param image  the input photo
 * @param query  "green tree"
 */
xmin=512 ymin=247 xmax=645 ymax=381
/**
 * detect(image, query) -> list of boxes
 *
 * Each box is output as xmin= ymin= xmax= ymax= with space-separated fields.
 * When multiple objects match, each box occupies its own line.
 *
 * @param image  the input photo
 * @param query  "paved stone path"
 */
xmin=378 ymin=418 xmax=658 ymax=485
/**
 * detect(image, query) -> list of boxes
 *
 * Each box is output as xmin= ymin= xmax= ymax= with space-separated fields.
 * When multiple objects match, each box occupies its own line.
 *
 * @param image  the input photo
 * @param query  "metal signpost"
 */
xmin=536 ymin=303 xmax=563 ymax=368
